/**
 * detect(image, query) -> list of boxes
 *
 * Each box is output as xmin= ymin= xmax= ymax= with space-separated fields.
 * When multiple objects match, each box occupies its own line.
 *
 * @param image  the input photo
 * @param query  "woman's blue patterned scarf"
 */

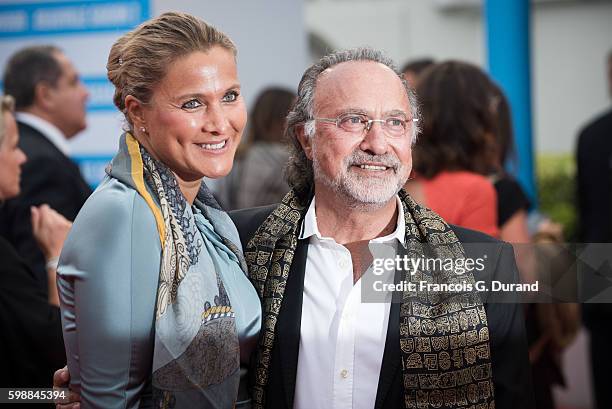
xmin=108 ymin=133 xmax=242 ymax=408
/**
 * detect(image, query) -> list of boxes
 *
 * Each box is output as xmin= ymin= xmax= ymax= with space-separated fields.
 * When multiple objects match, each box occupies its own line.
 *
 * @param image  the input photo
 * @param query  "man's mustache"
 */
xmin=346 ymin=151 xmax=402 ymax=171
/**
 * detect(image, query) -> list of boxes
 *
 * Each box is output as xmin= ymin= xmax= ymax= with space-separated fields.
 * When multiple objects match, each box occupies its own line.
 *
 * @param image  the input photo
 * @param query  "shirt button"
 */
xmin=340 ymin=369 xmax=348 ymax=378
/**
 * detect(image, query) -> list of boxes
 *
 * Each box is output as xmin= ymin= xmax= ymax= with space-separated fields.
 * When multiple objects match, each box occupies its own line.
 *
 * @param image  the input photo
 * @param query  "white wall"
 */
xmin=305 ymin=0 xmax=612 ymax=154
xmin=533 ymin=1 xmax=612 ymax=154
xmin=306 ymin=0 xmax=483 ymax=66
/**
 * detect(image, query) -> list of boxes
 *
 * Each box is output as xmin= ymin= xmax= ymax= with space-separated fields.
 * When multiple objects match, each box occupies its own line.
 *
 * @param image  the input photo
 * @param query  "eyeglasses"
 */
xmin=311 ymin=113 xmax=418 ymax=138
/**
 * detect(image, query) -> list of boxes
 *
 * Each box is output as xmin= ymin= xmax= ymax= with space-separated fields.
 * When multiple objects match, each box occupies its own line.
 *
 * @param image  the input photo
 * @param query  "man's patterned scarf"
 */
xmin=244 ymin=189 xmax=494 ymax=409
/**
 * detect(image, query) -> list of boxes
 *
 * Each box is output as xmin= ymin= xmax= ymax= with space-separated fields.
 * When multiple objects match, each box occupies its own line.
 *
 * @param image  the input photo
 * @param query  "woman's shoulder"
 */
xmin=75 ymin=177 xmax=156 ymax=227
xmin=59 ymin=176 xmax=162 ymax=280
xmin=64 ymin=177 xmax=161 ymax=260
xmin=81 ymin=176 xmax=136 ymax=208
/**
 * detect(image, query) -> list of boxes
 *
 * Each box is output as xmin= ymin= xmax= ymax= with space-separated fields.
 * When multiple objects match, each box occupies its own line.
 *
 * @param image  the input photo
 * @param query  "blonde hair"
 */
xmin=0 ymin=95 xmax=15 ymax=146
xmin=107 ymin=11 xmax=237 ymax=125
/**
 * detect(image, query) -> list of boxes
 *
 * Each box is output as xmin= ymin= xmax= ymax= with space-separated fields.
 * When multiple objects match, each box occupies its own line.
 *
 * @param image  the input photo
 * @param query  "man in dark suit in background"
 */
xmin=576 ymin=50 xmax=612 ymax=409
xmin=1 ymin=45 xmax=91 ymax=294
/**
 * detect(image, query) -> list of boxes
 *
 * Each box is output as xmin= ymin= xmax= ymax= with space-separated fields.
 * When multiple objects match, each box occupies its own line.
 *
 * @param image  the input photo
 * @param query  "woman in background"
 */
xmin=0 ymin=94 xmax=71 ymax=390
xmin=405 ymin=61 xmax=499 ymax=237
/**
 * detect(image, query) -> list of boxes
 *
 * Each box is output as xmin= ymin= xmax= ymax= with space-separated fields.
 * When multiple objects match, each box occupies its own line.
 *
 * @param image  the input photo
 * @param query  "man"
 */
xmin=1 ymin=45 xmax=92 ymax=291
xmin=54 ymin=48 xmax=531 ymax=409
xmin=576 ymin=50 xmax=612 ymax=409
xmin=231 ymin=48 xmax=531 ymax=409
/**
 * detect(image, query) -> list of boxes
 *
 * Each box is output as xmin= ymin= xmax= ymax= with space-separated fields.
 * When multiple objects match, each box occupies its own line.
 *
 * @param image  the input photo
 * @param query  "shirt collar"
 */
xmin=299 ymin=195 xmax=322 ymax=240
xmin=299 ymin=195 xmax=406 ymax=246
xmin=15 ymin=112 xmax=70 ymax=155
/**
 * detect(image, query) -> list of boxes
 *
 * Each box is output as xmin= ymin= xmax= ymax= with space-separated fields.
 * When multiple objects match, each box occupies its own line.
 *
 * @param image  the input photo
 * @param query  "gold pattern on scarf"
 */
xmin=141 ymin=151 xmax=191 ymax=318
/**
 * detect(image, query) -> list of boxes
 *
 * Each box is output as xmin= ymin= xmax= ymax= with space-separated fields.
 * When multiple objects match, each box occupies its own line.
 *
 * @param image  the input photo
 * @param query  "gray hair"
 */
xmin=0 ymin=95 xmax=16 ymax=146
xmin=285 ymin=47 xmax=420 ymax=203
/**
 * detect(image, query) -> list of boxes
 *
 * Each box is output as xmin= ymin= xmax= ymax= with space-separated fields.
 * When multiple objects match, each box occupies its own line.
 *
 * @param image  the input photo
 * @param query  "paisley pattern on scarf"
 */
xmin=142 ymin=160 xmax=203 ymax=265
xmin=244 ymin=189 xmax=494 ymax=409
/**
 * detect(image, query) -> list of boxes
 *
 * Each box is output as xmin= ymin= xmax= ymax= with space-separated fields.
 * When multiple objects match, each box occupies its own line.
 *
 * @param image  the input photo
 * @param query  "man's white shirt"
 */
xmin=16 ymin=112 xmax=70 ymax=155
xmin=294 ymin=196 xmax=405 ymax=409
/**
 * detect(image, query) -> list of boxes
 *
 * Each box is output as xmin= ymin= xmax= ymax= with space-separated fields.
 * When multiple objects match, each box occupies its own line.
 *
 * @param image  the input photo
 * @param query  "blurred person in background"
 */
xmin=577 ymin=49 xmax=612 ymax=409
xmin=405 ymin=61 xmax=499 ymax=237
xmin=0 ymin=46 xmax=91 ymax=294
xmin=487 ymin=83 xmax=538 ymax=284
xmin=490 ymin=84 xmax=579 ymax=409
xmin=400 ymin=57 xmax=434 ymax=88
xmin=488 ymin=84 xmax=531 ymax=244
xmin=216 ymin=87 xmax=296 ymax=210
xmin=0 ymin=94 xmax=70 ymax=394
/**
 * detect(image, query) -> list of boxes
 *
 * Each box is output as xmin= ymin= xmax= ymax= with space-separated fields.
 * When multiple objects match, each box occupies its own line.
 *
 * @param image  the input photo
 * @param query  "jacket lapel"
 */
xmin=374 ymin=293 xmax=400 ymax=408
xmin=374 ymin=248 xmax=404 ymax=409
xmin=275 ymin=238 xmax=308 ymax=408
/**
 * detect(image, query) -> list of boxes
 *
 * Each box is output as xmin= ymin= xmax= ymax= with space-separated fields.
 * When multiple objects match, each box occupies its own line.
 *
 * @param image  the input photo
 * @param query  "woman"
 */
xmin=56 ymin=12 xmax=261 ymax=408
xmin=405 ymin=61 xmax=499 ymax=237
xmin=0 ymin=94 xmax=71 ymax=389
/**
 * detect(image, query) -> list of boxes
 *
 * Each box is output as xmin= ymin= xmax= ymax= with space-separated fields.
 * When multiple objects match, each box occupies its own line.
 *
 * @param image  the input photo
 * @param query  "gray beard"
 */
xmin=312 ymin=149 xmax=409 ymax=209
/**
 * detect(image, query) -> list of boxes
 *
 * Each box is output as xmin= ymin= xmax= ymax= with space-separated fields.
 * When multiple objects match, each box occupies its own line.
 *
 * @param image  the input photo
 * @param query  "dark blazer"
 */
xmin=576 ymin=109 xmax=612 ymax=328
xmin=0 ymin=121 xmax=92 ymax=291
xmin=576 ymin=109 xmax=612 ymax=409
xmin=230 ymin=204 xmax=533 ymax=409
xmin=0 ymin=236 xmax=65 ymax=388
xmin=577 ymin=108 xmax=612 ymax=244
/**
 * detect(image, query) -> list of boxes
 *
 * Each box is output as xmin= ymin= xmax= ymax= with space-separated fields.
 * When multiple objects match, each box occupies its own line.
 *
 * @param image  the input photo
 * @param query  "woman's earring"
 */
xmin=139 ymin=126 xmax=147 ymax=134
